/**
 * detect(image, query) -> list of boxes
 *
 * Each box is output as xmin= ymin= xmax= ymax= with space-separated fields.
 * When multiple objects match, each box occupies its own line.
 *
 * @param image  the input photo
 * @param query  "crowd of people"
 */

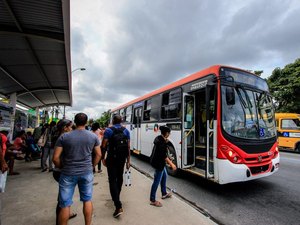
xmin=0 ymin=112 xmax=176 ymax=225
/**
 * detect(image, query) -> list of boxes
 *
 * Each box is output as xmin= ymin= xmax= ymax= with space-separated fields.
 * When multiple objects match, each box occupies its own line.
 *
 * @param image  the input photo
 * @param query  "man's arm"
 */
xmin=0 ymin=146 xmax=8 ymax=173
xmin=101 ymin=139 xmax=108 ymax=166
xmin=126 ymin=141 xmax=131 ymax=169
xmin=52 ymin=146 xmax=63 ymax=169
xmin=165 ymin=157 xmax=176 ymax=171
xmin=93 ymin=145 xmax=101 ymax=167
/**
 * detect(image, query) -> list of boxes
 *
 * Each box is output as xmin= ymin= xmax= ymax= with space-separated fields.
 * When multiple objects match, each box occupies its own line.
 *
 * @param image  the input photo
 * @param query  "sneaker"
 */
xmin=162 ymin=192 xmax=172 ymax=199
xmin=113 ymin=208 xmax=123 ymax=218
xmin=41 ymin=168 xmax=47 ymax=172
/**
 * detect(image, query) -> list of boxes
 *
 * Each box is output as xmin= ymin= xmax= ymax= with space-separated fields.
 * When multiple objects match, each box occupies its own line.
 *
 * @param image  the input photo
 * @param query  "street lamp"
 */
xmin=72 ymin=67 xmax=86 ymax=73
xmin=63 ymin=68 xmax=86 ymax=118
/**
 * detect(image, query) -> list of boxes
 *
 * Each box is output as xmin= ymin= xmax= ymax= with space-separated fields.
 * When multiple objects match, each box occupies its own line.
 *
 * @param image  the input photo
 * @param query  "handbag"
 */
xmin=0 ymin=171 xmax=8 ymax=193
xmin=37 ymin=133 xmax=46 ymax=147
xmin=124 ymin=169 xmax=131 ymax=186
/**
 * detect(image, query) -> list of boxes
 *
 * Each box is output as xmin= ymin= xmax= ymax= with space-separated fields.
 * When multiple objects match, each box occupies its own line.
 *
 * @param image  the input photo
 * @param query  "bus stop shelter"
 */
xmin=0 ymin=0 xmax=71 ymax=131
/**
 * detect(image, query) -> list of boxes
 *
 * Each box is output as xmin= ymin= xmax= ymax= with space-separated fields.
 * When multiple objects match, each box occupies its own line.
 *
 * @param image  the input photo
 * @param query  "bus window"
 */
xmin=281 ymin=119 xmax=300 ymax=130
xmin=161 ymin=89 xmax=182 ymax=119
xmin=125 ymin=106 xmax=132 ymax=123
xmin=142 ymin=96 xmax=160 ymax=121
xmin=150 ymin=95 xmax=160 ymax=121
xmin=143 ymin=99 xmax=151 ymax=121
xmin=184 ymin=96 xmax=194 ymax=129
xmin=120 ymin=108 xmax=126 ymax=122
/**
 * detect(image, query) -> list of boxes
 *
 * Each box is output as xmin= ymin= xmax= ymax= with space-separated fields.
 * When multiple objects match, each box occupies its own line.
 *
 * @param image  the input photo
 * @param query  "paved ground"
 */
xmin=0 ymin=160 xmax=216 ymax=225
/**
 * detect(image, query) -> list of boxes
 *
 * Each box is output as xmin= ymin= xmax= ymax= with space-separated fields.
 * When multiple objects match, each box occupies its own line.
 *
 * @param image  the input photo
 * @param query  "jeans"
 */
xmin=42 ymin=143 xmax=54 ymax=170
xmin=106 ymin=157 xmax=126 ymax=209
xmin=58 ymin=172 xmax=94 ymax=208
xmin=150 ymin=167 xmax=168 ymax=202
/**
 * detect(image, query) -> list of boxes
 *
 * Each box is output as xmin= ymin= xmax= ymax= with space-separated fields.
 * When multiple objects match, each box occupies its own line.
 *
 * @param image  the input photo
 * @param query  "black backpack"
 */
xmin=149 ymin=143 xmax=157 ymax=167
xmin=51 ymin=127 xmax=60 ymax=148
xmin=108 ymin=127 xmax=129 ymax=160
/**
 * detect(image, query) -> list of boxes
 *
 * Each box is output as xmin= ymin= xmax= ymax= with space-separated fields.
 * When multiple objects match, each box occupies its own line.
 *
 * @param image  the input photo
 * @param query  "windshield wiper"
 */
xmin=240 ymin=86 xmax=254 ymax=121
xmin=235 ymin=87 xmax=247 ymax=109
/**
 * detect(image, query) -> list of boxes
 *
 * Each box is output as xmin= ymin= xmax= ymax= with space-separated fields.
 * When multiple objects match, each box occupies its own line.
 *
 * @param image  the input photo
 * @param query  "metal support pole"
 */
xmin=9 ymin=93 xmax=17 ymax=142
xmin=35 ymin=107 xmax=39 ymax=127
xmin=63 ymin=105 xmax=66 ymax=119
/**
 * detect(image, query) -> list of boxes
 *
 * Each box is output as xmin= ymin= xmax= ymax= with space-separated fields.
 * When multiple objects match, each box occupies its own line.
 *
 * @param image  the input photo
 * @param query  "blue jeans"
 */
xmin=150 ymin=167 xmax=168 ymax=202
xmin=58 ymin=172 xmax=93 ymax=208
xmin=41 ymin=143 xmax=53 ymax=170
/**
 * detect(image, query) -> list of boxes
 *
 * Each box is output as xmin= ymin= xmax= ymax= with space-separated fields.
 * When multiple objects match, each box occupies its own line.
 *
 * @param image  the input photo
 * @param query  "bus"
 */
xmin=111 ymin=65 xmax=280 ymax=184
xmin=275 ymin=113 xmax=300 ymax=153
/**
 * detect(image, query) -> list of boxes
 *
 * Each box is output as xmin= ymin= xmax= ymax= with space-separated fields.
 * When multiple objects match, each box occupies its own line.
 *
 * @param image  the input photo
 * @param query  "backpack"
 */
xmin=108 ymin=127 xmax=129 ymax=160
xmin=50 ymin=127 xmax=60 ymax=148
xmin=149 ymin=144 xmax=157 ymax=167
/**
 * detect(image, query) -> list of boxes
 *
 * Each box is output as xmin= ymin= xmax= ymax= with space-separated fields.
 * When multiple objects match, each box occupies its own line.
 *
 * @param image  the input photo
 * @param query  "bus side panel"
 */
xmin=138 ymin=123 xmax=182 ymax=167
xmin=125 ymin=124 xmax=134 ymax=150
xmin=140 ymin=123 xmax=156 ymax=157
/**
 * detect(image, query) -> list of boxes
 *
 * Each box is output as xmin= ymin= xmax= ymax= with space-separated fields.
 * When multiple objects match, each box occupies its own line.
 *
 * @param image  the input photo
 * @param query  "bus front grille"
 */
xmin=249 ymin=164 xmax=270 ymax=175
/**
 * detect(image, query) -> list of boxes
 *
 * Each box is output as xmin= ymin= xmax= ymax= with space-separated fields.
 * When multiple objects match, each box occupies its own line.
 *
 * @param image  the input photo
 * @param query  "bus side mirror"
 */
xmin=226 ymin=87 xmax=235 ymax=105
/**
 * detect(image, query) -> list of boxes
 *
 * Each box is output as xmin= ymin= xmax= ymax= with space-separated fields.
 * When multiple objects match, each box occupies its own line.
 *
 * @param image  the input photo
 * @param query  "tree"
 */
xmin=95 ymin=110 xmax=111 ymax=128
xmin=267 ymin=58 xmax=300 ymax=113
xmin=254 ymin=70 xmax=263 ymax=76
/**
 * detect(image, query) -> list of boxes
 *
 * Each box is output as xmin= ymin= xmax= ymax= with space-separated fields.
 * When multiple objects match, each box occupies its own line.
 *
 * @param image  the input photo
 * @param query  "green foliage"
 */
xmin=267 ymin=58 xmax=300 ymax=113
xmin=254 ymin=70 xmax=263 ymax=76
xmin=95 ymin=110 xmax=111 ymax=128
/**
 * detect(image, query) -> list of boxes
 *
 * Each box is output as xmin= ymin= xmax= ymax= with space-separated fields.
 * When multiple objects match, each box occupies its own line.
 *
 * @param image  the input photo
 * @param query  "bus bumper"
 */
xmin=216 ymin=156 xmax=280 ymax=184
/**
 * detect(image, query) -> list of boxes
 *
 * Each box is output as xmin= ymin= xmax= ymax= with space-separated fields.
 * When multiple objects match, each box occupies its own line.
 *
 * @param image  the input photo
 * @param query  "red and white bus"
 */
xmin=111 ymin=65 xmax=280 ymax=184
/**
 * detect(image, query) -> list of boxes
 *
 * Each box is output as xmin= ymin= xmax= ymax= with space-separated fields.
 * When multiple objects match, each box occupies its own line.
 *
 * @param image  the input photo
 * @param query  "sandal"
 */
xmin=69 ymin=212 xmax=77 ymax=219
xmin=150 ymin=201 xmax=162 ymax=207
xmin=8 ymin=172 xmax=20 ymax=176
xmin=162 ymin=193 xmax=172 ymax=199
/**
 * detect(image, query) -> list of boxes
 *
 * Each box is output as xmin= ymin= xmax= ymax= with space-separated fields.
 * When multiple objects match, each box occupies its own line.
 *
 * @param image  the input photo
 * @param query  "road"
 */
xmin=131 ymin=152 xmax=300 ymax=225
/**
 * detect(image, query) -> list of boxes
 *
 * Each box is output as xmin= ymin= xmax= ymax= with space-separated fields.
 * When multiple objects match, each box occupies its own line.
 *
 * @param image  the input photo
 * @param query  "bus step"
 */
xmin=184 ymin=167 xmax=206 ymax=177
xmin=132 ymin=149 xmax=141 ymax=155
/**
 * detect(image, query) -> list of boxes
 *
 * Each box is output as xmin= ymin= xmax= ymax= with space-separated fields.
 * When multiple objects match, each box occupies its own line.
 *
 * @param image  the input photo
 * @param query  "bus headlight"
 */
xmin=273 ymin=146 xmax=279 ymax=159
xmin=220 ymin=145 xmax=242 ymax=164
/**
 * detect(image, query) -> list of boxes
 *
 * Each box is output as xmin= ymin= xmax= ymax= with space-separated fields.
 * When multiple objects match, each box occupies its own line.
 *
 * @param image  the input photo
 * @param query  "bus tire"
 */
xmin=296 ymin=143 xmax=300 ymax=153
xmin=166 ymin=145 xmax=178 ymax=176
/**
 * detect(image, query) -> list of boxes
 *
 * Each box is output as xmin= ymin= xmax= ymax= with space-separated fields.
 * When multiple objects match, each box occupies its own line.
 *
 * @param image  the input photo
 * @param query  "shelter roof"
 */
xmin=0 ymin=0 xmax=71 ymax=108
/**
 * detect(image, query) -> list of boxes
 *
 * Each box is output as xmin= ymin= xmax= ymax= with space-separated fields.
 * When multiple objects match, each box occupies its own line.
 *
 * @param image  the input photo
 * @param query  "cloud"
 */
xmin=67 ymin=0 xmax=300 ymax=119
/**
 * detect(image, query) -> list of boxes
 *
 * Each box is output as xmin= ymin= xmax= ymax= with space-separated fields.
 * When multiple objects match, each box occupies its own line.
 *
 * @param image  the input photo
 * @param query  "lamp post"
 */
xmin=72 ymin=67 xmax=86 ymax=73
xmin=63 ymin=67 xmax=86 ymax=119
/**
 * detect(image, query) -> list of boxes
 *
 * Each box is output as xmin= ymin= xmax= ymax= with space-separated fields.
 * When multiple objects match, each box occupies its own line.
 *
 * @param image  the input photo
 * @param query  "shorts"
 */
xmin=58 ymin=172 xmax=94 ymax=208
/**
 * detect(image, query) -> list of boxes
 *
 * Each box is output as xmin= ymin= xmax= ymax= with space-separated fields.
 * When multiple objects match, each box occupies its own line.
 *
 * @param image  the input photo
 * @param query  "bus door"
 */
xmin=206 ymin=84 xmax=217 ymax=178
xmin=182 ymin=93 xmax=195 ymax=168
xmin=132 ymin=107 xmax=142 ymax=153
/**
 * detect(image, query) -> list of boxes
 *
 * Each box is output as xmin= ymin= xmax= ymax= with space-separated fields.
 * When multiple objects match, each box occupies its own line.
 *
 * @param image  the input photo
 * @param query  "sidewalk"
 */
xmin=1 ymin=160 xmax=216 ymax=225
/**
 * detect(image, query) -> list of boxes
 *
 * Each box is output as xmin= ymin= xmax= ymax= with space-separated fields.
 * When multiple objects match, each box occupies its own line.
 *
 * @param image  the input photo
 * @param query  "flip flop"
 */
xmin=150 ymin=201 xmax=162 ymax=207
xmin=69 ymin=212 xmax=77 ymax=219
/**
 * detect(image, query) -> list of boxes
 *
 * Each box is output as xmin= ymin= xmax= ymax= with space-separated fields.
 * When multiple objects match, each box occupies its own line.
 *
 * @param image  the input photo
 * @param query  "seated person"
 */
xmin=13 ymin=130 xmax=29 ymax=161
xmin=26 ymin=131 xmax=41 ymax=159
xmin=0 ymin=130 xmax=21 ymax=175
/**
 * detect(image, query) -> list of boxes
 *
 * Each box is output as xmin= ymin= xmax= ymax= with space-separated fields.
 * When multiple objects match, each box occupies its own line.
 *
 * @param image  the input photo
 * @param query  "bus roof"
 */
xmin=111 ymin=64 xmax=248 ymax=112
xmin=275 ymin=113 xmax=300 ymax=119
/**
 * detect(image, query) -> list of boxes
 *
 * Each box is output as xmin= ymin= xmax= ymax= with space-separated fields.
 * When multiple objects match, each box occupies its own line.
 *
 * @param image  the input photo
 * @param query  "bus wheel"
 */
xmin=166 ymin=145 xmax=178 ymax=176
xmin=296 ymin=144 xmax=300 ymax=153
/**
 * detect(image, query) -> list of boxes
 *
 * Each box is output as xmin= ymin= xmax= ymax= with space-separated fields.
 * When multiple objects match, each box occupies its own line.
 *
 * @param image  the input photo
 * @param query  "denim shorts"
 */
xmin=58 ymin=172 xmax=94 ymax=208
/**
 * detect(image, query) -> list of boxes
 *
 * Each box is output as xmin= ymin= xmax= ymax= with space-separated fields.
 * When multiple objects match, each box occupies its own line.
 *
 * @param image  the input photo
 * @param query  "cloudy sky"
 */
xmin=66 ymin=0 xmax=300 ymax=119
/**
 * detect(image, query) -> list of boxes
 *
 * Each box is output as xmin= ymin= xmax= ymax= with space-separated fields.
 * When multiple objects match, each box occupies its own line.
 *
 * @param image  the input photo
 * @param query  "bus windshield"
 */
xmin=221 ymin=85 xmax=277 ymax=140
xmin=281 ymin=118 xmax=300 ymax=130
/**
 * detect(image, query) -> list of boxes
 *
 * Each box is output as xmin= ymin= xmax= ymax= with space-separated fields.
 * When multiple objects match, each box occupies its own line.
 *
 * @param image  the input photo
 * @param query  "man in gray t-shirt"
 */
xmin=53 ymin=113 xmax=101 ymax=225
